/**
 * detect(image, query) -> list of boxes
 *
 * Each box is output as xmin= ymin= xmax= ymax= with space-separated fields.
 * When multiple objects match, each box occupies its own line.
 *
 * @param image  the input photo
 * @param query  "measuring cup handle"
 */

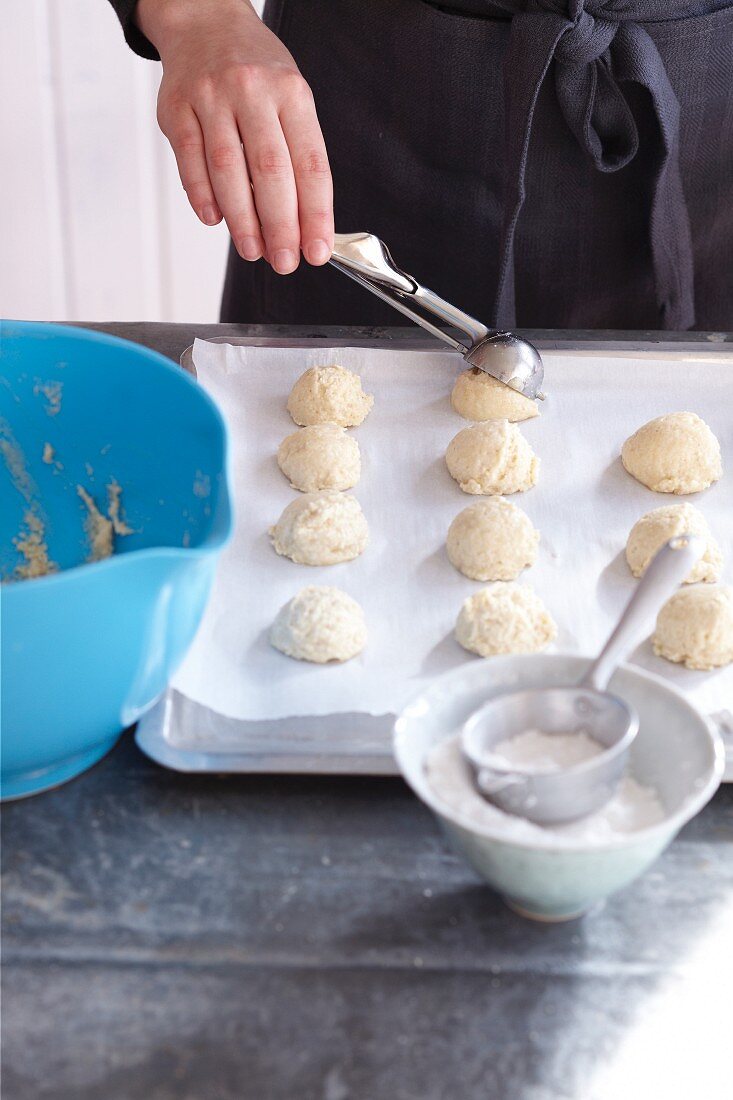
xmin=474 ymin=769 xmax=525 ymax=797
xmin=582 ymin=534 xmax=706 ymax=693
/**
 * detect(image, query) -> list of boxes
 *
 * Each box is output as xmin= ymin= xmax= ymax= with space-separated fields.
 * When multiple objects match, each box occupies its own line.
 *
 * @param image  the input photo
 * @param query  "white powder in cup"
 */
xmin=489 ymin=728 xmax=604 ymax=773
xmin=425 ymin=734 xmax=665 ymax=846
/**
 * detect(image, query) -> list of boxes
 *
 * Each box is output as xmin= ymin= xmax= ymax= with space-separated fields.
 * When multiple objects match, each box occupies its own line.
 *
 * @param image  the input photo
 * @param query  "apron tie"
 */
xmin=493 ymin=0 xmax=695 ymax=329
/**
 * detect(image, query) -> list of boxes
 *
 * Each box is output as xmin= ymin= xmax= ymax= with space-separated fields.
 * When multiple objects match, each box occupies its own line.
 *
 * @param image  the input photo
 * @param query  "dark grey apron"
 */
xmin=220 ymin=0 xmax=733 ymax=330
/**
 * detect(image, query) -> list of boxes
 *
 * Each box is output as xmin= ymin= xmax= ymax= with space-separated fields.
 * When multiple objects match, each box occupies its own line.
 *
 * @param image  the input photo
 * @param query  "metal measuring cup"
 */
xmin=329 ymin=232 xmax=544 ymax=400
xmin=461 ymin=535 xmax=706 ymax=825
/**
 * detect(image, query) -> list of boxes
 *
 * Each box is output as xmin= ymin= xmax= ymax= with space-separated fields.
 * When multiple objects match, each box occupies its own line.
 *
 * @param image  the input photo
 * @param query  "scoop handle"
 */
xmin=582 ymin=534 xmax=706 ymax=693
xmin=330 ymin=232 xmax=490 ymax=350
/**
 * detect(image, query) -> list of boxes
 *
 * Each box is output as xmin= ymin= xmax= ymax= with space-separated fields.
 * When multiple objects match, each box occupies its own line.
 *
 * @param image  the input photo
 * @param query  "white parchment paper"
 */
xmin=172 ymin=340 xmax=733 ymax=721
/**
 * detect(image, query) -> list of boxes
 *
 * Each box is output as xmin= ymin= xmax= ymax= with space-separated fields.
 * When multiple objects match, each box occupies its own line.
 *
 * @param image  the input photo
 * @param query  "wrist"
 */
xmin=135 ymin=0 xmax=256 ymax=52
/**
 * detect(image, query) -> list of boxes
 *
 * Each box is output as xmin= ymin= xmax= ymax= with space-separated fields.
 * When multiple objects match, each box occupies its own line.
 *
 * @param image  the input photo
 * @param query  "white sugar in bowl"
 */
xmin=393 ymin=654 xmax=724 ymax=921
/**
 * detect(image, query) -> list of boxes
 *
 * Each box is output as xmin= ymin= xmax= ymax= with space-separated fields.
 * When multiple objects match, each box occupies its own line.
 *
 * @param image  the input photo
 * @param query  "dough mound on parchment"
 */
xmin=621 ymin=412 xmax=722 ymax=494
xmin=625 ymin=502 xmax=722 ymax=584
xmin=653 ymin=584 xmax=733 ymax=670
xmin=447 ymin=498 xmax=539 ymax=581
xmin=445 ymin=420 xmax=539 ymax=495
xmin=287 ymin=365 xmax=373 ymax=427
xmin=277 ymin=423 xmax=361 ymax=492
xmin=269 ymin=492 xmax=368 ymax=566
xmin=270 ymin=585 xmax=366 ymax=663
xmin=451 ymin=367 xmax=538 ymax=423
xmin=455 ymin=582 xmax=557 ymax=658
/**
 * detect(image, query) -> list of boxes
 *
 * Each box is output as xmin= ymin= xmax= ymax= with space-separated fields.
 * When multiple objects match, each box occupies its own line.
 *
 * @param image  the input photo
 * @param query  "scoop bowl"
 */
xmin=464 ymin=331 xmax=545 ymax=400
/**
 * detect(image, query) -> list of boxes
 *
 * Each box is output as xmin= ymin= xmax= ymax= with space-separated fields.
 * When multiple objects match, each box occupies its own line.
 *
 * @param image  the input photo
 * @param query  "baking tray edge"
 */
xmin=135 ymin=691 xmax=399 ymax=776
xmin=138 ymin=334 xmax=733 ymax=780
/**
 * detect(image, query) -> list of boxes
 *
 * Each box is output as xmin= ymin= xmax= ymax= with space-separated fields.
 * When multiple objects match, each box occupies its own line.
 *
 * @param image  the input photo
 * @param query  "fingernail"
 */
xmin=202 ymin=204 xmax=220 ymax=225
xmin=273 ymin=249 xmax=298 ymax=274
xmin=239 ymin=237 xmax=262 ymax=261
xmin=305 ymin=239 xmax=330 ymax=265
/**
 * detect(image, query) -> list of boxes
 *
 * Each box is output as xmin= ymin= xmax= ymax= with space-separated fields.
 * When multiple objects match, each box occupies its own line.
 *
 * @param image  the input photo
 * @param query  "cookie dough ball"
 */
xmin=451 ymin=367 xmax=538 ymax=423
xmin=270 ymin=585 xmax=366 ymax=663
xmin=446 ymin=421 xmax=539 ymax=495
xmin=455 ymin=582 xmax=557 ymax=657
xmin=269 ymin=492 xmax=368 ymax=565
xmin=277 ymin=423 xmax=361 ymax=493
xmin=447 ymin=498 xmax=539 ymax=581
xmin=626 ymin=503 xmax=723 ymax=584
xmin=287 ymin=365 xmax=373 ymax=427
xmin=621 ymin=412 xmax=722 ymax=494
xmin=653 ymin=585 xmax=733 ymax=670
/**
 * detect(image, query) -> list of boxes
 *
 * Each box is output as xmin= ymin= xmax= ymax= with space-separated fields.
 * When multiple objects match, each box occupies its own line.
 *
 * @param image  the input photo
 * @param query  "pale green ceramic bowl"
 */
xmin=394 ymin=654 xmax=724 ymax=921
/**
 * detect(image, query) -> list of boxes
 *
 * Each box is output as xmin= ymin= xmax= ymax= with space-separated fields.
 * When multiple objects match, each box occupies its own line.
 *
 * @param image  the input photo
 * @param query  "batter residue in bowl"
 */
xmin=13 ymin=511 xmax=58 ymax=579
xmin=0 ymin=425 xmax=37 ymax=507
xmin=33 ymin=379 xmax=63 ymax=417
xmin=1 ymin=422 xmax=58 ymax=580
xmin=77 ymin=481 xmax=133 ymax=563
xmin=2 ymin=406 xmax=134 ymax=581
xmin=42 ymin=442 xmax=64 ymax=472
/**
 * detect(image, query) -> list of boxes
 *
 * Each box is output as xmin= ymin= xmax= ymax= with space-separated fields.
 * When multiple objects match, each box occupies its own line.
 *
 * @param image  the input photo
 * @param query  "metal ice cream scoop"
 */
xmin=329 ymin=232 xmax=544 ymax=401
xmin=461 ymin=534 xmax=706 ymax=825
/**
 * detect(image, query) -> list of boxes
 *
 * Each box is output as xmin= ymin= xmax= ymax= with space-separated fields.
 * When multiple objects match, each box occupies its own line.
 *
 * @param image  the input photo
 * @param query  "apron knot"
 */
xmin=535 ymin=2 xmax=616 ymax=65
xmin=493 ymin=1 xmax=695 ymax=329
xmin=552 ymin=2 xmax=639 ymax=173
xmin=555 ymin=10 xmax=614 ymax=64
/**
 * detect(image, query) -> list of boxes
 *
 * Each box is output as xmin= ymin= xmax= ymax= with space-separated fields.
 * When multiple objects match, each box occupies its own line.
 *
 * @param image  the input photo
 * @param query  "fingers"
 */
xmin=196 ymin=101 xmax=266 ymax=262
xmin=279 ymin=91 xmax=334 ymax=267
xmin=158 ymin=69 xmax=333 ymax=275
xmin=238 ymin=100 xmax=301 ymax=275
xmin=158 ymin=102 xmax=222 ymax=227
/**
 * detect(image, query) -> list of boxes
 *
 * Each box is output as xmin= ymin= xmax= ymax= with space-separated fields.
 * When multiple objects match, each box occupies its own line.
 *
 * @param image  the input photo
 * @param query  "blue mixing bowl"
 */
xmin=0 ymin=321 xmax=233 ymax=798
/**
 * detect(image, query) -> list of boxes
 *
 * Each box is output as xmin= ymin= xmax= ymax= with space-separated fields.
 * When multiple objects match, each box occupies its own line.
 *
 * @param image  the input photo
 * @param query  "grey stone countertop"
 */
xmin=3 ymin=323 xmax=732 ymax=1100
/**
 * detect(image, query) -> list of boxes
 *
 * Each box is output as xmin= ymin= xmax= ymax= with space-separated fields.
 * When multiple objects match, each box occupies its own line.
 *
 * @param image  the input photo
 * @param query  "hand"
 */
xmin=137 ymin=0 xmax=334 ymax=274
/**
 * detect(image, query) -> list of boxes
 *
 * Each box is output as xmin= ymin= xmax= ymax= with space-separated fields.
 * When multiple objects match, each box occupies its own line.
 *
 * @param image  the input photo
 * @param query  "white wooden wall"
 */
xmin=1 ymin=1 xmax=262 ymax=323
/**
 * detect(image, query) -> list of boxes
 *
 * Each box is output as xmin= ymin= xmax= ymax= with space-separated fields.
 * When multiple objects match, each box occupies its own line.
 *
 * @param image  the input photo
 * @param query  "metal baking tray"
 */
xmin=136 ymin=332 xmax=733 ymax=779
